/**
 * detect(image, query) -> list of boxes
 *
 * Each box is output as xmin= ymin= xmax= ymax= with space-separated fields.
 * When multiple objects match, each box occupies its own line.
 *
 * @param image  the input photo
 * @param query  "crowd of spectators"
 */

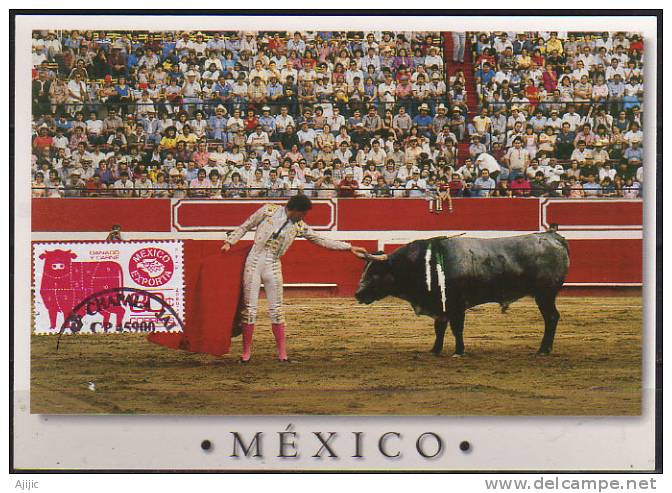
xmin=470 ymin=31 xmax=644 ymax=198
xmin=30 ymin=30 xmax=644 ymax=200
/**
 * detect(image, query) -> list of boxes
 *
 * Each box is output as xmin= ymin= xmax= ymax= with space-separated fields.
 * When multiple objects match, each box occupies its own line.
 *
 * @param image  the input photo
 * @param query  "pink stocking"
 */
xmin=241 ymin=323 xmax=255 ymax=361
xmin=271 ymin=323 xmax=288 ymax=361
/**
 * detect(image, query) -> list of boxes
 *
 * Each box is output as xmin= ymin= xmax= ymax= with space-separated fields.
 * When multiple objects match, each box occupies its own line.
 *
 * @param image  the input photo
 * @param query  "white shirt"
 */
xmin=425 ymin=55 xmax=443 ymax=68
xmin=599 ymin=167 xmax=617 ymax=182
xmin=284 ymin=177 xmax=303 ymax=196
xmin=52 ymin=135 xmax=69 ymax=149
xmin=605 ymin=66 xmax=626 ymax=80
xmin=623 ymin=130 xmax=643 ymax=146
xmin=297 ymin=128 xmax=317 ymax=145
xmin=247 ymin=131 xmax=270 ymax=149
xmin=67 ymin=79 xmax=86 ymax=100
xmin=237 ymin=166 xmax=254 ymax=184
xmin=546 ymin=117 xmax=564 ymax=131
xmin=32 ymin=52 xmax=47 ymax=66
xmin=227 ymin=117 xmax=244 ymax=132
xmin=505 ymin=147 xmax=529 ymax=170
xmin=367 ymin=148 xmax=387 ymax=166
xmin=182 ymin=81 xmax=202 ymax=98
xmin=356 ymin=182 xmax=374 ymax=197
xmin=378 ymin=81 xmax=396 ymax=98
xmin=134 ymin=179 xmax=154 ymax=196
xmin=397 ymin=166 xmax=420 ymax=182
xmin=113 ymin=179 xmax=134 ymax=194
xmin=475 ymin=153 xmax=501 ymax=174
xmin=405 ymin=178 xmax=427 ymax=197
xmin=275 ymin=114 xmax=295 ymax=133
xmin=280 ymin=68 xmax=298 ymax=83
xmin=86 ymin=119 xmax=104 ymax=135
xmin=561 ymin=112 xmax=583 ymax=132
xmin=187 ymin=40 xmax=208 ymax=56
xmin=327 ymin=114 xmax=346 ymax=133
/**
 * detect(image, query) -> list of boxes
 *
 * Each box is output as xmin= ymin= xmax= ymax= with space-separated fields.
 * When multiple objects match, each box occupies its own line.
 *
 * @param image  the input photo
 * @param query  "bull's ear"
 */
xmin=39 ymin=252 xmax=46 ymax=259
xmin=68 ymin=250 xmax=77 ymax=259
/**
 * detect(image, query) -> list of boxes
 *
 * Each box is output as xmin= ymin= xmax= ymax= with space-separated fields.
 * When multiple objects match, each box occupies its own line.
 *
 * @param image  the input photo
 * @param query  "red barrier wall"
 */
xmin=337 ymin=198 xmax=541 ymax=231
xmin=32 ymin=198 xmax=172 ymax=232
xmin=564 ymin=239 xmax=642 ymax=283
xmin=32 ymin=198 xmax=643 ymax=311
xmin=542 ymin=200 xmax=643 ymax=229
xmin=32 ymin=198 xmax=643 ymax=234
xmin=173 ymin=199 xmax=336 ymax=231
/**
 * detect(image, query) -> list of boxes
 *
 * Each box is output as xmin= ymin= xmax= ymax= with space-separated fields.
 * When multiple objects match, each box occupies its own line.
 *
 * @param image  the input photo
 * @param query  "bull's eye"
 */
xmin=51 ymin=263 xmax=65 ymax=270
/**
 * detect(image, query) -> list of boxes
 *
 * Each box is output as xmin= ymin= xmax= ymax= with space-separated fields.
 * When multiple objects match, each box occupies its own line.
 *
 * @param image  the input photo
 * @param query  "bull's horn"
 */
xmin=363 ymin=253 xmax=388 ymax=262
xmin=445 ymin=232 xmax=466 ymax=239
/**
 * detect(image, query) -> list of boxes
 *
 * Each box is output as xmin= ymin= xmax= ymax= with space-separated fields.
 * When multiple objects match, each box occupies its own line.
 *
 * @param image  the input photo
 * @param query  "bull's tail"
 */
xmin=546 ymin=227 xmax=570 ymax=282
xmin=553 ymin=232 xmax=569 ymax=253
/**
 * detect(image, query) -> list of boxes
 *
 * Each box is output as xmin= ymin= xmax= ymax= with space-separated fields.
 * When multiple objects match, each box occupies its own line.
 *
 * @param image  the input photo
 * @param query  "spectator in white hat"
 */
xmin=449 ymin=106 xmax=466 ymax=141
xmin=624 ymin=139 xmax=643 ymax=166
xmin=405 ymin=169 xmax=427 ymax=197
xmin=181 ymin=70 xmax=203 ymax=115
xmin=258 ymin=106 xmax=277 ymax=137
xmin=431 ymin=104 xmax=449 ymax=137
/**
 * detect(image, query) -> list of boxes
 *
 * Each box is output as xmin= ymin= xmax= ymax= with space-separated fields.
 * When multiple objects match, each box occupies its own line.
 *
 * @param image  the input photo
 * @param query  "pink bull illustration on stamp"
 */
xmin=39 ymin=249 xmax=126 ymax=331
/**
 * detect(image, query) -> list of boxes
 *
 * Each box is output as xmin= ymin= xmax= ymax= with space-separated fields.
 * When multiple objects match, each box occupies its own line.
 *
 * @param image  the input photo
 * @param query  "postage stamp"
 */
xmin=32 ymin=241 xmax=184 ymax=334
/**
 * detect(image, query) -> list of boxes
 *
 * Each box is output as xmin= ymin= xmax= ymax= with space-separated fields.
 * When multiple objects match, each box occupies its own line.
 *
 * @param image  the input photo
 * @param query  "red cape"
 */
xmin=147 ymin=243 xmax=250 ymax=356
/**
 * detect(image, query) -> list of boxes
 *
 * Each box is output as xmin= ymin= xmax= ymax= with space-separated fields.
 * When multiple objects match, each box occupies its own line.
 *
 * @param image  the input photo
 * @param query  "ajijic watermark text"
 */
xmin=14 ymin=480 xmax=38 ymax=491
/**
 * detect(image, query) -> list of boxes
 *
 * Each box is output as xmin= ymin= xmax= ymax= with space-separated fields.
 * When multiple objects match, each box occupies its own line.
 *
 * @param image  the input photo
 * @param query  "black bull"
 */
xmin=355 ymin=232 xmax=570 ymax=356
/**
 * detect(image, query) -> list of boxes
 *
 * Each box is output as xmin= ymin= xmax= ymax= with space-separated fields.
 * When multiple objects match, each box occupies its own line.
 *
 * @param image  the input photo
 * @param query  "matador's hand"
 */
xmin=221 ymin=241 xmax=231 ymax=252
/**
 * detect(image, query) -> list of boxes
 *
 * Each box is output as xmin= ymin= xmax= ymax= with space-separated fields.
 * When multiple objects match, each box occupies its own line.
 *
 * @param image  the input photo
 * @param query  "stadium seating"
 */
xmin=30 ymin=30 xmax=644 ymax=199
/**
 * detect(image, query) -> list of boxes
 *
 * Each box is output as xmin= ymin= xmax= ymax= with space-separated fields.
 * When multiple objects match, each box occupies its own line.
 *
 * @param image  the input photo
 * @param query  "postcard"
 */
xmin=12 ymin=12 xmax=660 ymax=472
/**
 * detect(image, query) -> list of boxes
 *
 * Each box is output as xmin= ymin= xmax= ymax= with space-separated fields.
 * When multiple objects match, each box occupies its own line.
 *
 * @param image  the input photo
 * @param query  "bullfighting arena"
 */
xmin=31 ymin=295 xmax=641 ymax=416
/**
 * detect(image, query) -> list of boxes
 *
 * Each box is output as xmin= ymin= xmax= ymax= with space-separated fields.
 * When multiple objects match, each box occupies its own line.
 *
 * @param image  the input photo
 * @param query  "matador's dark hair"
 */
xmin=286 ymin=194 xmax=313 ymax=212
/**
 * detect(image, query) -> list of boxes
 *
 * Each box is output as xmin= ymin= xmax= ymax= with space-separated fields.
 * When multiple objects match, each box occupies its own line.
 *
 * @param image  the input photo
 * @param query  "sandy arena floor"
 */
xmin=31 ymin=296 xmax=642 ymax=415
